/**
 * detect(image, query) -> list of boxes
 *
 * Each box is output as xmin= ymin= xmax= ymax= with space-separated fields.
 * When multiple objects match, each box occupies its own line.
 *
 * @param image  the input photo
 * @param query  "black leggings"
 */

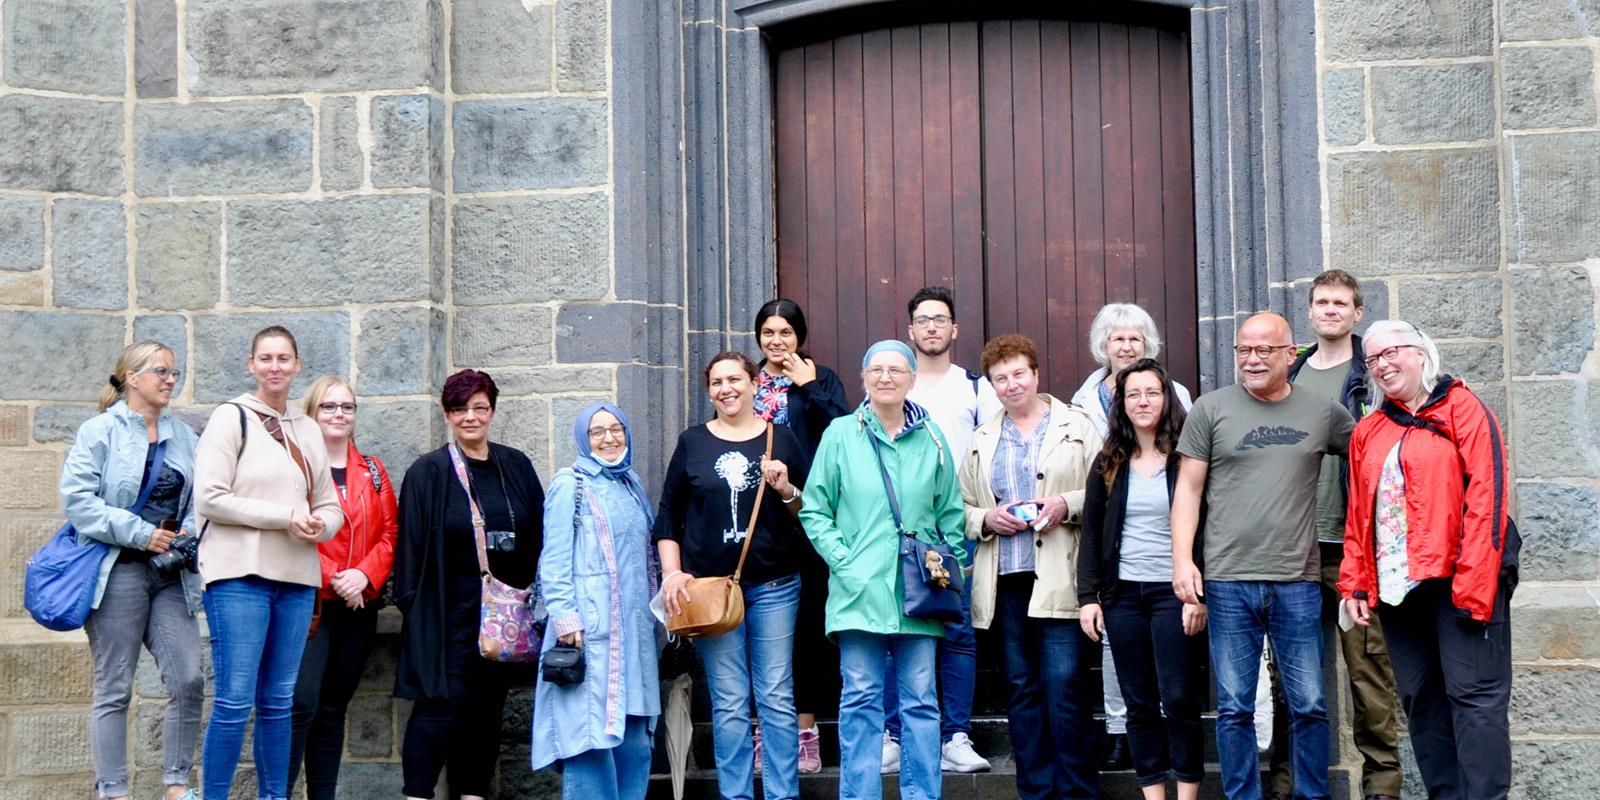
xmin=400 ymin=657 xmax=514 ymax=798
xmin=288 ymin=601 xmax=380 ymax=799
xmin=793 ymin=562 xmax=841 ymax=715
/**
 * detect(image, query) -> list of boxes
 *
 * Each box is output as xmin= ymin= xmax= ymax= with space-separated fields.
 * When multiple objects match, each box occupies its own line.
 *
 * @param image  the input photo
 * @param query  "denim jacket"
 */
xmin=59 ymin=401 xmax=202 ymax=613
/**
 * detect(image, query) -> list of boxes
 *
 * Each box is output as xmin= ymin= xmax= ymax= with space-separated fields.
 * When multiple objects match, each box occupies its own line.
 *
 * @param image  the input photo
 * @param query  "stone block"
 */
xmin=3 ymin=0 xmax=125 ymax=95
xmin=1510 ymin=380 xmax=1600 ymax=479
xmin=371 ymin=94 xmax=444 ymax=191
xmin=0 ymin=451 xmax=59 ymax=509
xmin=359 ymin=629 xmax=401 ymax=694
xmin=1323 ymin=0 xmax=1492 ymax=60
xmin=133 ymin=314 xmax=190 ymax=396
xmin=1511 ymin=267 xmax=1595 ymax=375
xmin=452 ymin=98 xmax=609 ymax=191
xmin=320 ymin=96 xmax=363 ymax=192
xmin=1499 ymin=0 xmax=1600 ymax=41
xmin=31 ymin=405 xmax=98 ymax=445
xmin=9 ymin=710 xmax=92 ymax=775
xmin=345 ymin=694 xmax=394 ymax=758
xmin=52 ymin=199 xmax=128 ymax=310
xmin=1512 ymin=587 xmax=1600 ymax=659
xmin=1502 ymin=46 xmax=1597 ymax=130
xmin=1 ymin=515 xmax=63 ymax=616
xmin=228 ymin=196 xmax=432 ymax=306
xmin=556 ymin=0 xmax=607 ymax=92
xmin=185 ymin=0 xmax=439 ymax=95
xmin=430 ymin=195 xmax=446 ymax=304
xmin=489 ymin=397 xmax=551 ymax=477
xmin=452 ymin=306 xmax=553 ymax=368
xmin=0 ymin=195 xmax=45 ymax=271
xmin=0 ymin=311 xmax=125 ymax=401
xmin=0 ymin=271 xmax=46 ymax=305
xmin=451 ymin=0 xmax=552 ymax=94
xmin=355 ymin=401 xmax=437 ymax=479
xmin=1322 ymin=68 xmax=1365 ymax=147
xmin=0 ymin=94 xmax=124 ymax=195
xmin=557 ymin=303 xmax=685 ymax=365
xmin=1437 ymin=341 xmax=1503 ymax=384
xmin=0 ymin=405 xmax=25 ymax=446
xmin=1327 ymin=149 xmax=1500 ymax=275
xmin=136 ymin=202 xmax=222 ymax=310
xmin=1398 ymin=277 xmax=1502 ymax=338
xmin=192 ymin=311 xmax=350 ymax=404
xmin=1510 ymin=133 xmax=1600 ymax=263
xmin=551 ymin=393 xmax=614 ymax=468
xmin=334 ymin=761 xmax=406 ymax=799
xmin=1515 ymin=481 xmax=1599 ymax=581
xmin=356 ymin=306 xmax=437 ymax=396
xmin=1371 ymin=63 xmax=1494 ymax=144
xmin=451 ymin=193 xmax=611 ymax=304
xmin=135 ymin=0 xmax=179 ymax=98
xmin=1510 ymin=739 xmax=1600 ymax=798
xmin=498 ymin=757 xmax=562 ymax=797
xmin=134 ymin=100 xmax=314 ymax=196
xmin=492 ymin=365 xmax=616 ymax=396
xmin=618 ymin=363 xmax=686 ymax=489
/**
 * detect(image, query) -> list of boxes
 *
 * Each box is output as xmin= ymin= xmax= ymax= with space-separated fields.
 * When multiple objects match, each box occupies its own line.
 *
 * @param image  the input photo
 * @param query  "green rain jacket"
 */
xmin=799 ymin=400 xmax=969 ymax=637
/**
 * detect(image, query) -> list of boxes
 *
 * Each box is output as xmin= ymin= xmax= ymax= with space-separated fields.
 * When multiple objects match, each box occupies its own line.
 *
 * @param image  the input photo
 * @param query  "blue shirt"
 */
xmin=990 ymin=411 xmax=1051 ymax=575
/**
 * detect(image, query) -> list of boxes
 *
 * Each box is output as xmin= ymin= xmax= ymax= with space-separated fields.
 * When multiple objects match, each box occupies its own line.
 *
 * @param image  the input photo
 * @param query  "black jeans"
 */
xmin=287 ymin=601 xmax=380 ymax=799
xmin=400 ymin=656 xmax=515 ymax=798
xmin=1102 ymin=580 xmax=1206 ymax=787
xmin=1378 ymin=578 xmax=1512 ymax=800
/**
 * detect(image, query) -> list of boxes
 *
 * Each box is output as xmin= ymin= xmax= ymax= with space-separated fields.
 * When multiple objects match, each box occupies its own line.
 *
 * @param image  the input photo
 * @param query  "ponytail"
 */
xmin=99 ymin=341 xmax=174 ymax=412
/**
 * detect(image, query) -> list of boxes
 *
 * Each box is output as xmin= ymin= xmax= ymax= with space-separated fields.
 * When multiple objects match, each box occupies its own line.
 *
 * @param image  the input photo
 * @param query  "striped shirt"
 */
xmin=991 ymin=411 xmax=1051 ymax=575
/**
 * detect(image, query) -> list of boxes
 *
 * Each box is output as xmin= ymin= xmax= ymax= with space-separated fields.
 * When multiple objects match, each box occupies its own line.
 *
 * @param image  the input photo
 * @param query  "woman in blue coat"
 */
xmin=532 ymin=402 xmax=661 ymax=799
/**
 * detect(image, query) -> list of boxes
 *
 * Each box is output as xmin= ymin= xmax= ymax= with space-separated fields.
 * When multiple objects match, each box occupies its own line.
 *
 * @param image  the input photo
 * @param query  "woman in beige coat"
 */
xmin=958 ymin=334 xmax=1102 ymax=800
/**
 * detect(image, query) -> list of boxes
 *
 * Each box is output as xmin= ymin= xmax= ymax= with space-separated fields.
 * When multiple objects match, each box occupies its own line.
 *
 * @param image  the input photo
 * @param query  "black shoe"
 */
xmin=1099 ymin=733 xmax=1131 ymax=771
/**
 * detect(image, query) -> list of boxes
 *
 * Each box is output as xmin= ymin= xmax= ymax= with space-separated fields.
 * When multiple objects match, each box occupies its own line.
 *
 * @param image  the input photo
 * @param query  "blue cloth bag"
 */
xmin=868 ymin=435 xmax=965 ymax=623
xmin=25 ymin=440 xmax=166 ymax=631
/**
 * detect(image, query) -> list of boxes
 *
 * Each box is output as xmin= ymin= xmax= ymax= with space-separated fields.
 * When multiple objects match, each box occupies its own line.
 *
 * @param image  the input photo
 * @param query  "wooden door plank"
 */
xmin=1100 ymin=23 xmax=1137 ymax=307
xmin=1069 ymin=19 xmax=1106 ymax=384
xmin=862 ymin=27 xmax=898 ymax=375
xmin=1009 ymin=19 xmax=1051 ymax=384
xmin=804 ymin=42 xmax=840 ymax=366
xmin=775 ymin=46 xmax=809 ymax=310
xmin=920 ymin=23 xmax=956 ymax=299
xmin=833 ymin=33 xmax=870 ymax=379
xmin=1160 ymin=27 xmax=1199 ymax=387
xmin=948 ymin=20 xmax=986 ymax=371
xmin=980 ymin=19 xmax=1019 ymax=343
xmin=890 ymin=24 xmax=927 ymax=335
xmin=1128 ymin=24 xmax=1168 ymax=334
xmin=1040 ymin=19 xmax=1079 ymax=392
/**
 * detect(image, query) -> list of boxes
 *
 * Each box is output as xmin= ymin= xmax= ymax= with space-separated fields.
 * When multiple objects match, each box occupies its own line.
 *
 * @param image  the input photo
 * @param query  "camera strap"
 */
xmin=446 ymin=442 xmax=516 ymax=580
xmin=129 ymin=439 xmax=168 ymax=518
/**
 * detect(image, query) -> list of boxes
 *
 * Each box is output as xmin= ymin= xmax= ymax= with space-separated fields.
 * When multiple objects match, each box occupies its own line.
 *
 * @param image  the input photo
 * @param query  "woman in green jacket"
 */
xmin=799 ymin=340 xmax=968 ymax=800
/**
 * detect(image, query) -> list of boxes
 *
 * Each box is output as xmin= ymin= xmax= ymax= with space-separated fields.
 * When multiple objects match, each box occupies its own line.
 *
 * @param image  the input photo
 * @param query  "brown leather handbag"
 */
xmin=666 ymin=424 xmax=773 ymax=639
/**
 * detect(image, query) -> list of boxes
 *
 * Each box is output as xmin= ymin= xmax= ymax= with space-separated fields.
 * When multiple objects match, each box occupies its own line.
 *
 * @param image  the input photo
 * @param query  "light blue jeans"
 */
xmin=693 ymin=574 xmax=801 ymax=800
xmin=560 ymin=714 xmax=654 ymax=800
xmin=839 ymin=631 xmax=940 ymax=800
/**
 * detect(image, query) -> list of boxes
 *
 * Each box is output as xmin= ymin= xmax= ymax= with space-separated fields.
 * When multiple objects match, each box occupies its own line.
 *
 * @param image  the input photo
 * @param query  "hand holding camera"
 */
xmin=147 ymin=519 xmax=200 ymax=580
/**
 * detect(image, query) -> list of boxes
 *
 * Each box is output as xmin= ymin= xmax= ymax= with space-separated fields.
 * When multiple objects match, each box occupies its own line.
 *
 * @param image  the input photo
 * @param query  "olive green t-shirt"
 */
xmin=1291 ymin=361 xmax=1351 ymax=543
xmin=1177 ymin=383 xmax=1355 ymax=581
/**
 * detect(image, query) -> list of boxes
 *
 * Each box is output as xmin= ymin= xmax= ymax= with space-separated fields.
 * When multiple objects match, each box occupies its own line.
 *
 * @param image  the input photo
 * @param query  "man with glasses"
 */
xmin=878 ymin=286 xmax=1002 ymax=775
xmin=1171 ymin=312 xmax=1356 ymax=800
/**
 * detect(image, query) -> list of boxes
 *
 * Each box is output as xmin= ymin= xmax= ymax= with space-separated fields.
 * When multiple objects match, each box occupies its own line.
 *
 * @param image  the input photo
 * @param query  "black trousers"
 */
xmin=288 ymin=601 xmax=380 ymax=799
xmin=793 ymin=562 xmax=842 ymax=715
xmin=1102 ymin=580 xmax=1207 ymax=787
xmin=400 ymin=656 xmax=515 ymax=798
xmin=1377 ymin=578 xmax=1512 ymax=800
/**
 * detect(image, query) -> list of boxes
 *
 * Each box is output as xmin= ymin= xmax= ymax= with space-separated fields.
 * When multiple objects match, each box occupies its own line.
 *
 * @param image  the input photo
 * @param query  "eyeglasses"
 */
xmin=911 ymin=314 xmax=953 ymax=328
xmin=1124 ymin=389 xmax=1165 ymax=403
xmin=317 ymin=402 xmax=358 ymax=415
xmin=1362 ymin=345 xmax=1419 ymax=369
xmin=587 ymin=425 xmax=626 ymax=441
xmin=447 ymin=404 xmax=494 ymax=417
xmin=1233 ymin=344 xmax=1295 ymax=360
xmin=866 ymin=366 xmax=911 ymax=380
xmin=136 ymin=366 xmax=182 ymax=382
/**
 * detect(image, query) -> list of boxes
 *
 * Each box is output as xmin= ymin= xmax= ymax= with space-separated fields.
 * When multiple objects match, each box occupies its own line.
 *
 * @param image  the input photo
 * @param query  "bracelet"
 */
xmin=663 ymin=570 xmax=683 ymax=582
xmin=781 ymin=489 xmax=800 ymax=504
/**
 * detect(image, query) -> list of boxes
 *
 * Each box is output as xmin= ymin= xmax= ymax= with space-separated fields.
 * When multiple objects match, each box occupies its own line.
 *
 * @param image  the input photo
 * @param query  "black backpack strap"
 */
xmin=363 ymin=454 xmax=383 ymax=494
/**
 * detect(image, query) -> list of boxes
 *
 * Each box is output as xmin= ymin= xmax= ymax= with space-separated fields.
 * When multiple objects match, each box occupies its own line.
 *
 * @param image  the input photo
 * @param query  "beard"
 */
xmin=914 ymin=338 xmax=952 ymax=358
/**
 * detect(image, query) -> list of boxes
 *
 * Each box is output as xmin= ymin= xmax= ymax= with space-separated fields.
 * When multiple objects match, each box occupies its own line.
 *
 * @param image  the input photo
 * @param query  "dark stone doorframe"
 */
xmin=612 ymin=0 xmax=1323 ymax=404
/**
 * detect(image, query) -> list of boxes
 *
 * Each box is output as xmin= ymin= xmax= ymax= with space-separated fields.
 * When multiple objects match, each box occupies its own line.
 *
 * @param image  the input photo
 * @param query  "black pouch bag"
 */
xmin=541 ymin=642 xmax=586 ymax=686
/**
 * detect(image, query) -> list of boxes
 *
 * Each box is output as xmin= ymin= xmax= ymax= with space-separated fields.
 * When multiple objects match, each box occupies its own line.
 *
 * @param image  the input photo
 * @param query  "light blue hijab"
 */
xmin=571 ymin=401 xmax=655 ymax=526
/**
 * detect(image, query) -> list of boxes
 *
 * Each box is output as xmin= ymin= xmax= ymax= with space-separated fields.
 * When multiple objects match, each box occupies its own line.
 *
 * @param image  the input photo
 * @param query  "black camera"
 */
xmin=148 ymin=520 xmax=199 ymax=580
xmin=485 ymin=530 xmax=517 ymax=552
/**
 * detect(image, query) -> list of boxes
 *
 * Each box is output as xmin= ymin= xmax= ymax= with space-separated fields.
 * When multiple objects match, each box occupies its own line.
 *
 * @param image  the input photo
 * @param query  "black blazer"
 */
xmin=392 ymin=442 xmax=544 ymax=700
xmin=1077 ymin=450 xmax=1202 ymax=606
xmin=763 ymin=360 xmax=850 ymax=466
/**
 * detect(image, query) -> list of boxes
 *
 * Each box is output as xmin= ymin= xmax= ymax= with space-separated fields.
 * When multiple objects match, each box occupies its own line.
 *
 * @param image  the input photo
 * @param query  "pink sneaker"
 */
xmin=798 ymin=725 xmax=822 ymax=774
xmin=752 ymin=721 xmax=764 ymax=775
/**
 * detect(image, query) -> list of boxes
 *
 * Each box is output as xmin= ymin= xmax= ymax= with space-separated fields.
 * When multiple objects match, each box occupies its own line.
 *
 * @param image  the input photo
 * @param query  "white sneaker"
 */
xmin=881 ymin=731 xmax=901 ymax=774
xmin=940 ymin=732 xmax=992 ymax=773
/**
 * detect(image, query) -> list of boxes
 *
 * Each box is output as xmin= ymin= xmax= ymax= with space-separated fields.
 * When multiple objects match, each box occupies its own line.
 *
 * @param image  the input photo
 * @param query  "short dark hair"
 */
xmin=441 ymin=369 xmax=499 ymax=411
xmin=251 ymin=325 xmax=299 ymax=356
xmin=980 ymin=334 xmax=1039 ymax=377
xmin=1309 ymin=269 xmax=1363 ymax=309
xmin=754 ymin=299 xmax=809 ymax=348
xmin=703 ymin=351 xmax=759 ymax=387
xmin=907 ymin=286 xmax=956 ymax=321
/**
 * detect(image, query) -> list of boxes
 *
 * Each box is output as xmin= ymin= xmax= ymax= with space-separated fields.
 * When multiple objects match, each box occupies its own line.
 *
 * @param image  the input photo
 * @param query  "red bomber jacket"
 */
xmin=317 ymin=441 xmax=399 ymax=602
xmin=1337 ymin=377 xmax=1511 ymax=623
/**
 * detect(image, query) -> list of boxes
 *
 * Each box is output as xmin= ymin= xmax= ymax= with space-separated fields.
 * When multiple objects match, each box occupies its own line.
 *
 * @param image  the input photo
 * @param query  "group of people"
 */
xmin=59 ymin=271 xmax=1516 ymax=800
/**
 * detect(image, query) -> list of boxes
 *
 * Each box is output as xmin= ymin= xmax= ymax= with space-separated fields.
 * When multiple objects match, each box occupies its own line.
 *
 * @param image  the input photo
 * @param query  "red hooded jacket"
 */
xmin=1337 ymin=377 xmax=1511 ymax=622
xmin=317 ymin=441 xmax=398 ymax=602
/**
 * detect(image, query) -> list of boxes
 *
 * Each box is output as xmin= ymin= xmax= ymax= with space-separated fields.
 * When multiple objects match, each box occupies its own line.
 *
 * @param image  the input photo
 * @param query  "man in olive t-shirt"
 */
xmin=1171 ymin=312 xmax=1355 ymax=800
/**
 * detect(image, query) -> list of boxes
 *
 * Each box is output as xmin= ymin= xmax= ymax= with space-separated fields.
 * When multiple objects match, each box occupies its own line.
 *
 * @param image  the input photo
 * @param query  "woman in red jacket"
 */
xmin=287 ymin=376 xmax=399 ymax=800
xmin=1338 ymin=320 xmax=1516 ymax=800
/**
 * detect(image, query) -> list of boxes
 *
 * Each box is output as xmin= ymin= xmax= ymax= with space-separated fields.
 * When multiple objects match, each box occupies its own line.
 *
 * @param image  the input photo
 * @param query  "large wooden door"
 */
xmin=775 ymin=14 xmax=1196 ymax=401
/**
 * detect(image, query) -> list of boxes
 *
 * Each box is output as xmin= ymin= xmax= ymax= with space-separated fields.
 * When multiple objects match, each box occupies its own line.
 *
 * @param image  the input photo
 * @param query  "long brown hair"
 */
xmin=1098 ymin=358 xmax=1186 ymax=482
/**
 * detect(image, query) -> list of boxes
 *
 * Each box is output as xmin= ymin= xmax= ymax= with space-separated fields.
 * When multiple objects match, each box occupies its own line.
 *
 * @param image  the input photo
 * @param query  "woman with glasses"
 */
xmin=655 ymin=351 xmax=810 ymax=800
xmin=286 ymin=376 xmax=398 ymax=800
xmin=393 ymin=369 xmax=545 ymax=800
xmin=532 ymin=403 xmax=661 ymax=799
xmin=194 ymin=326 xmax=345 ymax=800
xmin=799 ymin=340 xmax=968 ymax=800
xmin=1338 ymin=321 xmax=1516 ymax=800
xmin=62 ymin=341 xmax=203 ymax=800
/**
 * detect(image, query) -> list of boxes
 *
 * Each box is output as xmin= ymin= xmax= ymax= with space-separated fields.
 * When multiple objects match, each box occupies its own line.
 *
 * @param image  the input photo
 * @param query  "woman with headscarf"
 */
xmin=799 ymin=340 xmax=968 ymax=800
xmin=532 ymin=403 xmax=661 ymax=799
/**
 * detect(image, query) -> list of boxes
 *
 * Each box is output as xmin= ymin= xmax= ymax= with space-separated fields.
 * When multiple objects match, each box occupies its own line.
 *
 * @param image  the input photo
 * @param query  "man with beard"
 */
xmin=878 ymin=285 xmax=1001 ymax=775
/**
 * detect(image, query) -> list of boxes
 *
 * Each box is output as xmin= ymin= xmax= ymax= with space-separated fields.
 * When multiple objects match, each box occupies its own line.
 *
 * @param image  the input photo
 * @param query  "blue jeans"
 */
xmin=838 ymin=631 xmax=940 ymax=800
xmin=694 ymin=574 xmax=801 ymax=800
xmin=1207 ymin=580 xmax=1329 ymax=800
xmin=200 ymin=576 xmax=315 ymax=800
xmin=560 ymin=714 xmax=654 ymax=800
xmin=995 ymin=574 xmax=1098 ymax=800
xmin=884 ymin=584 xmax=976 ymax=743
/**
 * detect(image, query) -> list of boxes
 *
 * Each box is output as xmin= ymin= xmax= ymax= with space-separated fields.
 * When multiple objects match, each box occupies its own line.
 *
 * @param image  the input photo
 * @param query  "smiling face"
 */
xmin=908 ymin=299 xmax=957 ymax=359
xmin=987 ymin=355 xmax=1040 ymax=416
xmin=706 ymin=358 xmax=756 ymax=421
xmin=587 ymin=409 xmax=627 ymax=462
xmin=862 ymin=350 xmax=914 ymax=408
xmin=1364 ymin=330 xmax=1427 ymax=406
xmin=1122 ymin=369 xmax=1166 ymax=435
xmin=248 ymin=335 xmax=301 ymax=398
xmin=1104 ymin=326 xmax=1148 ymax=375
xmin=1235 ymin=314 xmax=1295 ymax=399
xmin=314 ymin=383 xmax=356 ymax=445
xmin=445 ymin=391 xmax=495 ymax=449
xmin=758 ymin=316 xmax=801 ymax=369
xmin=127 ymin=349 xmax=177 ymax=410
xmin=1310 ymin=284 xmax=1363 ymax=342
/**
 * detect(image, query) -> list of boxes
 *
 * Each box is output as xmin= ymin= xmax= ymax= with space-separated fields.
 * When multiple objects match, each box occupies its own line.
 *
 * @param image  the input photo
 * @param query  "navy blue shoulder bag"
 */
xmin=868 ymin=430 xmax=964 ymax=623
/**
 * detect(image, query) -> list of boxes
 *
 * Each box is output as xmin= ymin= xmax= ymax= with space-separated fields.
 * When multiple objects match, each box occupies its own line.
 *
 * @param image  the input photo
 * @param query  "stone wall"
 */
xmin=1312 ymin=0 xmax=1600 ymax=792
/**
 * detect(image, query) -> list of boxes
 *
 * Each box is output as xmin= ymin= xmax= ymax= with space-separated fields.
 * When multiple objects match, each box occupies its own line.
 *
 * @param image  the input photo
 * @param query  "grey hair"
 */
xmin=1088 ymin=303 xmax=1162 ymax=367
xmin=1364 ymin=319 xmax=1442 ymax=401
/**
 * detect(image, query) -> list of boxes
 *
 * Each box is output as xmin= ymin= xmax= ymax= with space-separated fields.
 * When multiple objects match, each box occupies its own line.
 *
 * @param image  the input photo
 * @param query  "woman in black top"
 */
xmin=393 ymin=370 xmax=544 ymax=800
xmin=655 ymin=352 xmax=808 ymax=800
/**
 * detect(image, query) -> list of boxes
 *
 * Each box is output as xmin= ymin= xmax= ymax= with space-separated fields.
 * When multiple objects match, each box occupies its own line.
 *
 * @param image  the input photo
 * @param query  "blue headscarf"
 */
xmin=571 ymin=402 xmax=654 ymax=525
xmin=861 ymin=339 xmax=917 ymax=371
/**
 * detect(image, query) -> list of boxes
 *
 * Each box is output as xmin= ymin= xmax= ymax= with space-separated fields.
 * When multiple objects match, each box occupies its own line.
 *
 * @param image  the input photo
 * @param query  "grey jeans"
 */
xmin=84 ymin=560 xmax=205 ymax=798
